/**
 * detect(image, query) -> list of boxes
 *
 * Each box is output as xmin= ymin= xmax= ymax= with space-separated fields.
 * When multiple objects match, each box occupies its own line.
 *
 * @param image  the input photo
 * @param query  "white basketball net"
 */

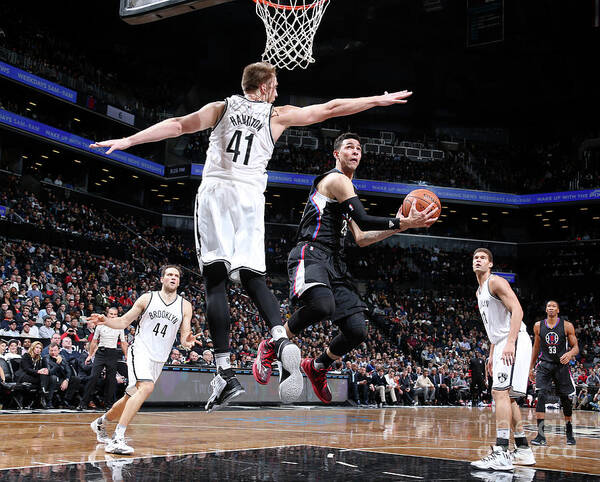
xmin=254 ymin=0 xmax=331 ymax=70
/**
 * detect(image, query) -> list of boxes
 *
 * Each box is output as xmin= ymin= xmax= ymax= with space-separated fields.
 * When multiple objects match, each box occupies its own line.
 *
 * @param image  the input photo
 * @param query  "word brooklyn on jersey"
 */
xmin=147 ymin=309 xmax=180 ymax=324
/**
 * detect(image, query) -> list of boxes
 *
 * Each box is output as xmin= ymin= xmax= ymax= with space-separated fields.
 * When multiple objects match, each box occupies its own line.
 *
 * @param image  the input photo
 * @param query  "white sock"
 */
xmin=97 ymin=414 xmax=107 ymax=425
xmin=215 ymin=352 xmax=231 ymax=370
xmin=270 ymin=325 xmax=287 ymax=341
xmin=497 ymin=428 xmax=510 ymax=440
xmin=115 ymin=424 xmax=126 ymax=440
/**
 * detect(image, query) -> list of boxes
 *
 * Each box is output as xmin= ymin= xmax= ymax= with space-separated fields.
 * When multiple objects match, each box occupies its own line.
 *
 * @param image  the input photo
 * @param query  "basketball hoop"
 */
xmin=253 ymin=0 xmax=331 ymax=70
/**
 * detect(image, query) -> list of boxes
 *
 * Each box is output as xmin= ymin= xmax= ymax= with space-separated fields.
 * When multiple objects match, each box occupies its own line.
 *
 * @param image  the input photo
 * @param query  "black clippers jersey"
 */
xmin=295 ymin=169 xmax=352 ymax=253
xmin=539 ymin=318 xmax=568 ymax=364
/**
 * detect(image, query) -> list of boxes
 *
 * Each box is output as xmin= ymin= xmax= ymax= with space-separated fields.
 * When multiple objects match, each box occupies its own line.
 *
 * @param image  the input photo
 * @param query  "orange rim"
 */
xmin=253 ymin=0 xmax=328 ymax=11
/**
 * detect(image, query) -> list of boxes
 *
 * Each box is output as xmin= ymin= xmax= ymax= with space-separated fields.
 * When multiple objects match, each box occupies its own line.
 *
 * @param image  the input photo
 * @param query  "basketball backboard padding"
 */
xmin=120 ymin=0 xmax=234 ymax=25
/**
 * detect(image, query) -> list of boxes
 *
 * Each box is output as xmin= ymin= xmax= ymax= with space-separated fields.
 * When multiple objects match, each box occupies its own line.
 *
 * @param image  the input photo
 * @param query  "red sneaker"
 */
xmin=253 ymin=339 xmax=276 ymax=385
xmin=301 ymin=358 xmax=332 ymax=403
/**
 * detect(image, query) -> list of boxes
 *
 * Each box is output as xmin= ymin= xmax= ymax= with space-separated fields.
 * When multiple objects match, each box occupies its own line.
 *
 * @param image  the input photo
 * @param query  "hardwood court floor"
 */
xmin=0 ymin=406 xmax=598 ymax=478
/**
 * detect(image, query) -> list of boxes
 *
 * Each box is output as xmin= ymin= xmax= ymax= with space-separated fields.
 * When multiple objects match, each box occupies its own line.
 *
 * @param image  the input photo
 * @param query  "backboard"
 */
xmin=119 ymin=0 xmax=234 ymax=25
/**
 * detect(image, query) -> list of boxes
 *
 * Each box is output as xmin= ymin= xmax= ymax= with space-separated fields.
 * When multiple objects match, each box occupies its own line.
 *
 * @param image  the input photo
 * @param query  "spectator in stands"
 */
xmin=39 ymin=316 xmax=55 ymax=338
xmin=59 ymin=336 xmax=78 ymax=364
xmin=575 ymin=386 xmax=590 ymax=410
xmin=19 ymin=338 xmax=32 ymax=356
xmin=27 ymin=283 xmax=42 ymax=300
xmin=15 ymin=341 xmax=51 ymax=408
xmin=431 ymin=367 xmax=450 ymax=405
xmin=167 ymin=348 xmax=183 ymax=366
xmin=46 ymin=343 xmax=81 ymax=408
xmin=356 ymin=366 xmax=371 ymax=405
xmin=346 ymin=362 xmax=360 ymax=404
xmin=42 ymin=333 xmax=62 ymax=357
xmin=450 ymin=371 xmax=469 ymax=405
xmin=186 ymin=351 xmax=202 ymax=366
xmin=398 ymin=368 xmax=417 ymax=405
xmin=199 ymin=350 xmax=214 ymax=367
xmin=61 ymin=325 xmax=81 ymax=344
xmin=1 ymin=320 xmax=20 ymax=338
xmin=371 ymin=367 xmax=394 ymax=407
xmin=415 ymin=368 xmax=435 ymax=405
xmin=4 ymin=340 xmax=21 ymax=364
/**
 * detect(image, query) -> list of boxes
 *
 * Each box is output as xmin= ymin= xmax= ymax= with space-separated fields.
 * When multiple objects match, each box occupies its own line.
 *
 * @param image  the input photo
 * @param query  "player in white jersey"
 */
xmin=471 ymin=248 xmax=535 ymax=471
xmin=90 ymin=61 xmax=413 ymax=411
xmin=88 ymin=265 xmax=195 ymax=455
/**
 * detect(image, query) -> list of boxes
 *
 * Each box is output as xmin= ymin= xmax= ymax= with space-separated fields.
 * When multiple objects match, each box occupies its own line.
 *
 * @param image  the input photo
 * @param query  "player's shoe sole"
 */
xmin=277 ymin=341 xmax=303 ymax=404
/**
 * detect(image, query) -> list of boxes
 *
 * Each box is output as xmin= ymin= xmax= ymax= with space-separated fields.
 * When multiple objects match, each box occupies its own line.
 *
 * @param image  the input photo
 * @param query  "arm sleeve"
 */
xmin=340 ymin=196 xmax=400 ymax=231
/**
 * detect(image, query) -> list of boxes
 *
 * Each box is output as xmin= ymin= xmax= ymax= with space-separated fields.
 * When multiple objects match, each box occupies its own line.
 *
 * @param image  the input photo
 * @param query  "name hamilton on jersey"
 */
xmin=147 ymin=309 xmax=180 ymax=324
xmin=229 ymin=114 xmax=264 ymax=131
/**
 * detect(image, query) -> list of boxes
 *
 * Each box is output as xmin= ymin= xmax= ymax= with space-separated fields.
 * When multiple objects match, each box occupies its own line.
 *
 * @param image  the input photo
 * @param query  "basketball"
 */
xmin=401 ymin=189 xmax=442 ymax=219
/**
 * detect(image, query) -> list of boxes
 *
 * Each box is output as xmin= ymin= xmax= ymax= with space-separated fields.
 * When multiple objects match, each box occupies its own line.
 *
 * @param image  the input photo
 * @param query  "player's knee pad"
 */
xmin=560 ymin=395 xmax=573 ymax=417
xmin=303 ymin=286 xmax=336 ymax=320
xmin=329 ymin=314 xmax=367 ymax=357
xmin=536 ymin=391 xmax=548 ymax=413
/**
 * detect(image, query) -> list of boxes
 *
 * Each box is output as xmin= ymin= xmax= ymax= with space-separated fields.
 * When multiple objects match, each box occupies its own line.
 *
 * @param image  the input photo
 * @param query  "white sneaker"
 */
xmin=511 ymin=446 xmax=536 ymax=466
xmin=90 ymin=418 xmax=111 ymax=444
xmin=105 ymin=437 xmax=134 ymax=455
xmin=471 ymin=446 xmax=514 ymax=471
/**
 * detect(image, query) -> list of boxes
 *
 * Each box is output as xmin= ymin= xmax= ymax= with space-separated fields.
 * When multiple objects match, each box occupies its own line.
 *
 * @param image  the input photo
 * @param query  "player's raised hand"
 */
xmin=181 ymin=332 xmax=200 ymax=350
xmin=89 ymin=138 xmax=132 ymax=155
xmin=89 ymin=313 xmax=107 ymax=325
xmin=399 ymin=200 xmax=439 ymax=229
xmin=375 ymin=90 xmax=413 ymax=106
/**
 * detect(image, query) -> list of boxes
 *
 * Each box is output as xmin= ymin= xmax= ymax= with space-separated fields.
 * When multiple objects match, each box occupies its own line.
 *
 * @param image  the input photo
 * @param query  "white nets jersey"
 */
xmin=203 ymin=95 xmax=275 ymax=192
xmin=134 ymin=291 xmax=183 ymax=362
xmin=476 ymin=275 xmax=527 ymax=345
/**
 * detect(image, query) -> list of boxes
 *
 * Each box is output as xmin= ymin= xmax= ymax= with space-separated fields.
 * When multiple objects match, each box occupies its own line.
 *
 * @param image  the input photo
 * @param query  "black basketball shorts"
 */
xmin=287 ymin=242 xmax=367 ymax=322
xmin=535 ymin=361 xmax=576 ymax=396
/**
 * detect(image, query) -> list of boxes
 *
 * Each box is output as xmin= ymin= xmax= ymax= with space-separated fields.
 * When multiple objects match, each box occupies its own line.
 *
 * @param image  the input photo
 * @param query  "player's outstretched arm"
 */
xmin=89 ymin=102 xmax=225 ymax=154
xmin=271 ymin=91 xmax=412 ymax=140
xmin=89 ymin=293 xmax=151 ymax=330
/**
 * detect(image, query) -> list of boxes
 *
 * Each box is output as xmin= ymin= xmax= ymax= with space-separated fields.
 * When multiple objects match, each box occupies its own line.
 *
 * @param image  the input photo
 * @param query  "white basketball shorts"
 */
xmin=194 ymin=179 xmax=266 ymax=282
xmin=126 ymin=343 xmax=165 ymax=396
xmin=492 ymin=330 xmax=532 ymax=398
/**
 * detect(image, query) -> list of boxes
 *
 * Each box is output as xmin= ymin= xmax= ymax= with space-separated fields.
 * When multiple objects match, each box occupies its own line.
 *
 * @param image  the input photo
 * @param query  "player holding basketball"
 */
xmin=530 ymin=300 xmax=579 ymax=446
xmin=252 ymin=133 xmax=437 ymax=402
xmin=91 ymin=62 xmax=414 ymax=410
xmin=471 ymin=248 xmax=536 ymax=471
xmin=88 ymin=265 xmax=195 ymax=455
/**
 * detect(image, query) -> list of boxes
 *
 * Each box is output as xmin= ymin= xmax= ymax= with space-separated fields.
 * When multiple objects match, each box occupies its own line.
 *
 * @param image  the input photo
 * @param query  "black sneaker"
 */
xmin=566 ymin=429 xmax=576 ymax=445
xmin=530 ymin=435 xmax=547 ymax=446
xmin=205 ymin=367 xmax=245 ymax=413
